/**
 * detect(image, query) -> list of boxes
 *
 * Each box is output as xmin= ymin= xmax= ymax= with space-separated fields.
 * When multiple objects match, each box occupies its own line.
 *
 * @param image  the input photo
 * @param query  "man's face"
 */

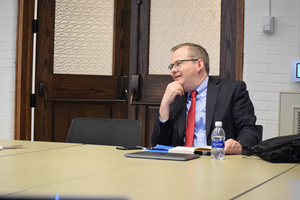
xmin=170 ymin=46 xmax=199 ymax=92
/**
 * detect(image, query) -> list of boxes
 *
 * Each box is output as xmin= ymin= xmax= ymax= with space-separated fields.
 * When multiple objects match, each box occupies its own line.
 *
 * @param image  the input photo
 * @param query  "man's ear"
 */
xmin=196 ymin=59 xmax=204 ymax=72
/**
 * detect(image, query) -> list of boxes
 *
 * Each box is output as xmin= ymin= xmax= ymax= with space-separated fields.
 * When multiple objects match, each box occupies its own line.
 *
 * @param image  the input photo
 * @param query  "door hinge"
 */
xmin=30 ymin=94 xmax=36 ymax=107
xmin=33 ymin=19 xmax=38 ymax=33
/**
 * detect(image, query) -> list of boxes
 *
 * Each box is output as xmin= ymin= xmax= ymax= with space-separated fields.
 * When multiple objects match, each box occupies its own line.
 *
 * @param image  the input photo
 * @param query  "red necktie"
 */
xmin=184 ymin=90 xmax=197 ymax=147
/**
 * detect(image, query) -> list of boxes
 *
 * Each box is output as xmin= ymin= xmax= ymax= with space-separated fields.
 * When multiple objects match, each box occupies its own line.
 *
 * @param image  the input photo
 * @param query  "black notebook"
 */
xmin=124 ymin=151 xmax=200 ymax=161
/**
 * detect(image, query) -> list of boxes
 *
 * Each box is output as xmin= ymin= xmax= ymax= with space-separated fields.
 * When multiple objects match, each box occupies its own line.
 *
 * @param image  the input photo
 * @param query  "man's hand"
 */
xmin=224 ymin=139 xmax=242 ymax=155
xmin=159 ymin=81 xmax=184 ymax=121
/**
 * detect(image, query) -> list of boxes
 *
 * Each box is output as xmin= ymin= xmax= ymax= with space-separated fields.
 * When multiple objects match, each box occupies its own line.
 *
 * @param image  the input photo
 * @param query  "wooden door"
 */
xmin=128 ymin=0 xmax=244 ymax=147
xmin=34 ymin=0 xmax=130 ymax=142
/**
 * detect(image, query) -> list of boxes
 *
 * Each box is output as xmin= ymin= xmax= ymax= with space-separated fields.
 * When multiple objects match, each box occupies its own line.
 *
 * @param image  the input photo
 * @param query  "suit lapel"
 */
xmin=177 ymin=93 xmax=187 ymax=141
xmin=206 ymin=77 xmax=220 ymax=138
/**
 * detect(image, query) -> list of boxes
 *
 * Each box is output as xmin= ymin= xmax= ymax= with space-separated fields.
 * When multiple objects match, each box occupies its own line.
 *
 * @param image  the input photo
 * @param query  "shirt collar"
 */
xmin=187 ymin=76 xmax=209 ymax=98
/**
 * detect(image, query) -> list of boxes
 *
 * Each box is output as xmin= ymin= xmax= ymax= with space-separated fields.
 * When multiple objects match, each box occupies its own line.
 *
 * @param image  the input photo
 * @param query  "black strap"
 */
xmin=242 ymin=149 xmax=262 ymax=156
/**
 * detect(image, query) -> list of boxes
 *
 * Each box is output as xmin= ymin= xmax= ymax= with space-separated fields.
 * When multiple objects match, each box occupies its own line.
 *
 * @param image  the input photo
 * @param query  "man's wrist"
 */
xmin=236 ymin=140 xmax=245 ymax=149
xmin=159 ymin=117 xmax=167 ymax=123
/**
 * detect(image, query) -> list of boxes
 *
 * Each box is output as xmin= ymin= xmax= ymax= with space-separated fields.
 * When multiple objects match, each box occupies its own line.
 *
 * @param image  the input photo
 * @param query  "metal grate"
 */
xmin=53 ymin=0 xmax=114 ymax=76
xmin=148 ymin=0 xmax=221 ymax=75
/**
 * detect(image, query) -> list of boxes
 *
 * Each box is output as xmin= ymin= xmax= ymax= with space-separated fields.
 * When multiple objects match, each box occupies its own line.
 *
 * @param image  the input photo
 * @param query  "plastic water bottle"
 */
xmin=211 ymin=121 xmax=225 ymax=160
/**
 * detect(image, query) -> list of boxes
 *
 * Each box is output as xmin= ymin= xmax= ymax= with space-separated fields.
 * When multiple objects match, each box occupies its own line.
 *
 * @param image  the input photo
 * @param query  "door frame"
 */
xmin=15 ymin=0 xmax=35 ymax=140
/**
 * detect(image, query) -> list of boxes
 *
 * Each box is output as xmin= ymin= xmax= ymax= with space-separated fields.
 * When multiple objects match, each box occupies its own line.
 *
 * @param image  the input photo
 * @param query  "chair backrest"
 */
xmin=66 ymin=118 xmax=142 ymax=146
xmin=255 ymin=125 xmax=263 ymax=141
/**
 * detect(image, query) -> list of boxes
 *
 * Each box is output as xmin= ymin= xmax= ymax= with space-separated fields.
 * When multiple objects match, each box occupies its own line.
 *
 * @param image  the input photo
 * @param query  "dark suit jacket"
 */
xmin=151 ymin=76 xmax=259 ymax=149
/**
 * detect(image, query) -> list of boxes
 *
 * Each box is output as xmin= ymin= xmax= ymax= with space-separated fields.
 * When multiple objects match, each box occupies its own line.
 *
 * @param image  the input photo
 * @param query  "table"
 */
xmin=238 ymin=164 xmax=300 ymax=200
xmin=0 ymin=139 xmax=81 ymax=157
xmin=0 ymin=140 xmax=299 ymax=200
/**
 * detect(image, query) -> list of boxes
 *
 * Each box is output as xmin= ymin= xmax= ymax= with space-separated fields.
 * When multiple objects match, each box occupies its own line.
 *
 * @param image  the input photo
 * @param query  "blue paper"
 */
xmin=145 ymin=144 xmax=175 ymax=153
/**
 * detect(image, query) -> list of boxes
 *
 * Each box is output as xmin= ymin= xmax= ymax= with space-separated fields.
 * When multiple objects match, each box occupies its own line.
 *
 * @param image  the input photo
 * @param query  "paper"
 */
xmin=2 ymin=145 xmax=26 ymax=149
xmin=169 ymin=146 xmax=211 ymax=154
xmin=146 ymin=145 xmax=211 ymax=154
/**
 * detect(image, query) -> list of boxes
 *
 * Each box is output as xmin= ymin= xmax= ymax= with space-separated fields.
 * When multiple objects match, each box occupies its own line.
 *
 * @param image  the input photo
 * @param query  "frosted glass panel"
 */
xmin=54 ymin=0 xmax=114 ymax=75
xmin=149 ymin=0 xmax=221 ymax=75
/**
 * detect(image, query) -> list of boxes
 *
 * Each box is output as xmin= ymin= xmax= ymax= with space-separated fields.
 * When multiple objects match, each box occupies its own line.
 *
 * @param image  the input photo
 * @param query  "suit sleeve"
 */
xmin=151 ymin=115 xmax=173 ymax=147
xmin=232 ymin=81 xmax=259 ymax=149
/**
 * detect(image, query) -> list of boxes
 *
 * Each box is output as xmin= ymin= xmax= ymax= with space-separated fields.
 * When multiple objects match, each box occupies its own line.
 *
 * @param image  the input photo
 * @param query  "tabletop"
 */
xmin=0 ymin=140 xmax=298 ymax=200
xmin=0 ymin=139 xmax=81 ymax=157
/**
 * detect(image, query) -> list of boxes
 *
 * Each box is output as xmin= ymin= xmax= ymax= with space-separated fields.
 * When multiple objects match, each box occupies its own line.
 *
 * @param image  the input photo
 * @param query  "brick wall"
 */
xmin=244 ymin=0 xmax=300 ymax=139
xmin=0 ymin=0 xmax=17 ymax=140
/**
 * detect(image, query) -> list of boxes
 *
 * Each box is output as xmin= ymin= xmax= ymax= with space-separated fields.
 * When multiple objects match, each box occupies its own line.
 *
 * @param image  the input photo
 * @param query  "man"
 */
xmin=151 ymin=43 xmax=259 ymax=155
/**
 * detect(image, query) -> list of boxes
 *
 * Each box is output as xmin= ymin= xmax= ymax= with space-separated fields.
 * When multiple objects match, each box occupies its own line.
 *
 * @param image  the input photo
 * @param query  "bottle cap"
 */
xmin=215 ymin=121 xmax=222 ymax=126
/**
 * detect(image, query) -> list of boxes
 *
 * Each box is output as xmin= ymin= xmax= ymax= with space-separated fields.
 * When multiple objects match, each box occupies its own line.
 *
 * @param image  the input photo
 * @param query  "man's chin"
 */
xmin=174 ymin=77 xmax=182 ymax=82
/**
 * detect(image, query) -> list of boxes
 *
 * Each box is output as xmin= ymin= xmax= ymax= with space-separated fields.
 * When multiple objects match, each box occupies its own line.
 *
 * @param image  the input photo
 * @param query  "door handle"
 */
xmin=129 ymin=74 xmax=160 ymax=106
xmin=118 ymin=76 xmax=129 ymax=100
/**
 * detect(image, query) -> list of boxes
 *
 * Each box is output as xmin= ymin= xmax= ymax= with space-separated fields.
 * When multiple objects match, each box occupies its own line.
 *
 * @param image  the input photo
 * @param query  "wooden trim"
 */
xmin=235 ymin=0 xmax=244 ymax=81
xmin=34 ymin=0 xmax=55 ymax=141
xmin=220 ymin=0 xmax=244 ymax=80
xmin=14 ymin=0 xmax=35 ymax=140
xmin=128 ymin=0 xmax=139 ymax=120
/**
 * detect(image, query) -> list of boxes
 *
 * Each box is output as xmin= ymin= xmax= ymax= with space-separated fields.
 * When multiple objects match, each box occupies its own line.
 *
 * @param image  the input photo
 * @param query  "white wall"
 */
xmin=0 ymin=0 xmax=299 ymax=140
xmin=0 ymin=0 xmax=17 ymax=140
xmin=244 ymin=0 xmax=300 ymax=139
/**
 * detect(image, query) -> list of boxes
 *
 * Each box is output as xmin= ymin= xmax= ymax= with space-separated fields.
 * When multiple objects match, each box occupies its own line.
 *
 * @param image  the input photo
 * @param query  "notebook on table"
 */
xmin=124 ymin=151 xmax=200 ymax=161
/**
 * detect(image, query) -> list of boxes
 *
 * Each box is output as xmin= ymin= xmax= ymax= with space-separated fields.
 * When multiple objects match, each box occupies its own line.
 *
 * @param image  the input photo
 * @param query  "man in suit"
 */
xmin=151 ymin=43 xmax=259 ymax=154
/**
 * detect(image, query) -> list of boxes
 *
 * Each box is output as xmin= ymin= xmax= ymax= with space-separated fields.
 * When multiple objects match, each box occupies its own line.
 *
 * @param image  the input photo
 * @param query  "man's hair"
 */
xmin=170 ymin=43 xmax=210 ymax=74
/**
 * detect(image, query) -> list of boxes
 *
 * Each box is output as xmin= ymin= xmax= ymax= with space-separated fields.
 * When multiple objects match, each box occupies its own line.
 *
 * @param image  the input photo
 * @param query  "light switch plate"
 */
xmin=263 ymin=16 xmax=274 ymax=34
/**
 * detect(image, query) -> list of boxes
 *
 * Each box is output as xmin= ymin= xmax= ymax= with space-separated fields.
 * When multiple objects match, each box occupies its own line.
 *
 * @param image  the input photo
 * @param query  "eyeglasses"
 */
xmin=168 ymin=59 xmax=199 ymax=71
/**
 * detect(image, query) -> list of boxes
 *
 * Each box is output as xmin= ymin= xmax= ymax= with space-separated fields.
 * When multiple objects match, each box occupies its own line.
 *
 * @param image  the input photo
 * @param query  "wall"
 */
xmin=243 ymin=0 xmax=300 ymax=139
xmin=0 ymin=0 xmax=299 ymax=140
xmin=0 ymin=0 xmax=17 ymax=140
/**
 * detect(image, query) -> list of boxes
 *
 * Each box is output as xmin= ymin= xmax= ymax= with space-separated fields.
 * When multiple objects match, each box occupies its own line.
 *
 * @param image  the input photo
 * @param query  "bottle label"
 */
xmin=212 ymin=141 xmax=224 ymax=149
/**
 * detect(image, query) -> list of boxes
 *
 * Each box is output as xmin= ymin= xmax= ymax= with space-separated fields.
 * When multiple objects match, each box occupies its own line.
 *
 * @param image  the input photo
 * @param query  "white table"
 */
xmin=0 ymin=140 xmax=298 ymax=200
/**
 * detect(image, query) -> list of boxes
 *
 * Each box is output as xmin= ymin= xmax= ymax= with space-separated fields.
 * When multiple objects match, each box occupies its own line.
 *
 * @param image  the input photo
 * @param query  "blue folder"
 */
xmin=145 ymin=144 xmax=175 ymax=153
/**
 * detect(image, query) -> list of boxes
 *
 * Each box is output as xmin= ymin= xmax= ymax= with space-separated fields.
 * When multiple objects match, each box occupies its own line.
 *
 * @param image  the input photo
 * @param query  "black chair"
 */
xmin=66 ymin=118 xmax=142 ymax=146
xmin=255 ymin=125 xmax=263 ymax=142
